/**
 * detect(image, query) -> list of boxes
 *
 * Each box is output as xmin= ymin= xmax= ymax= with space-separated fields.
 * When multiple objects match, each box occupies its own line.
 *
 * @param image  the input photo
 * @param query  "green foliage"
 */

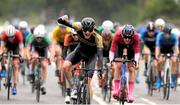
xmin=0 ymin=0 xmax=179 ymax=25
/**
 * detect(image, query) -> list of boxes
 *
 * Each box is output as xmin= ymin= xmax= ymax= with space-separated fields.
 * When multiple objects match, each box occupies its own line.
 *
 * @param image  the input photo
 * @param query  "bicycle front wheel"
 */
xmin=82 ymin=84 xmax=91 ymax=104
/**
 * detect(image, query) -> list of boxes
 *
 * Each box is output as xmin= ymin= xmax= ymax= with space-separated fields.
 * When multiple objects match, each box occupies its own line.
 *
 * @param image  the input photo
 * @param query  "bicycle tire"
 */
xmin=103 ymin=84 xmax=107 ymax=101
xmin=149 ymin=65 xmax=154 ymax=96
xmin=77 ymin=83 xmax=82 ymax=104
xmin=36 ymin=80 xmax=40 ymax=102
xmin=82 ymin=84 xmax=91 ymax=104
xmin=36 ymin=67 xmax=41 ymax=102
xmin=7 ymin=69 xmax=11 ymax=100
xmin=107 ymin=77 xmax=112 ymax=103
xmin=163 ymin=72 xmax=166 ymax=99
xmin=31 ymin=76 xmax=35 ymax=93
xmin=166 ymin=68 xmax=170 ymax=100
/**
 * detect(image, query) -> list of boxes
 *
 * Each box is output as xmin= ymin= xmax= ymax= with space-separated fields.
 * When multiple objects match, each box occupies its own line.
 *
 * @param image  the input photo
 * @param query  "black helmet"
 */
xmin=147 ymin=22 xmax=155 ymax=31
xmin=163 ymin=23 xmax=172 ymax=34
xmin=122 ymin=24 xmax=135 ymax=39
xmin=81 ymin=17 xmax=95 ymax=32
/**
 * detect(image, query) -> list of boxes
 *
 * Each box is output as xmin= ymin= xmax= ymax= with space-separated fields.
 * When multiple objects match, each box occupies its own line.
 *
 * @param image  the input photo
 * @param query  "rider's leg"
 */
xmin=154 ymin=56 xmax=163 ymax=89
xmin=128 ymin=62 xmax=135 ymax=102
xmin=12 ymin=58 xmax=20 ymax=95
xmin=171 ymin=56 xmax=177 ymax=88
xmin=113 ymin=59 xmax=122 ymax=98
xmin=41 ymin=59 xmax=48 ymax=94
xmin=143 ymin=46 xmax=151 ymax=76
xmin=63 ymin=60 xmax=72 ymax=103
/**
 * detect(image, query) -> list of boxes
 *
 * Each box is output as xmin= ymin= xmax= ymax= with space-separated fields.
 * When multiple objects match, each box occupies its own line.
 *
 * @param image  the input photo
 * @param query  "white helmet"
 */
xmin=155 ymin=18 xmax=165 ymax=30
xmin=19 ymin=21 xmax=28 ymax=29
xmin=102 ymin=20 xmax=113 ymax=30
xmin=33 ymin=24 xmax=46 ymax=37
xmin=70 ymin=28 xmax=77 ymax=35
xmin=6 ymin=25 xmax=16 ymax=37
xmin=171 ymin=28 xmax=180 ymax=36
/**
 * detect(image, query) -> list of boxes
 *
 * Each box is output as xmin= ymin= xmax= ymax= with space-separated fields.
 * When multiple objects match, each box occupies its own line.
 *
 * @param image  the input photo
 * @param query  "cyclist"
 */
xmin=139 ymin=22 xmax=159 ymax=77
xmin=171 ymin=28 xmax=180 ymax=85
xmin=98 ymin=28 xmax=114 ymax=88
xmin=57 ymin=15 xmax=103 ymax=104
xmin=154 ymin=24 xmax=179 ymax=89
xmin=0 ymin=25 xmax=24 ymax=95
xmin=109 ymin=24 xmax=140 ymax=102
xmin=26 ymin=24 xmax=53 ymax=95
xmin=51 ymin=23 xmax=71 ymax=83
xmin=18 ymin=21 xmax=32 ymax=79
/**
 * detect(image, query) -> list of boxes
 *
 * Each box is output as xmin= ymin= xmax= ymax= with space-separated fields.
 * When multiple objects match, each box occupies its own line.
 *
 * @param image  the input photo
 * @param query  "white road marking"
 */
xmin=140 ymin=97 xmax=157 ymax=105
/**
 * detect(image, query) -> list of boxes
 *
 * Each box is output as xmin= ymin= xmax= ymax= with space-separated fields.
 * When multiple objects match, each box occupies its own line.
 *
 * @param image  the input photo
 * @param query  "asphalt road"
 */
xmin=0 ymin=61 xmax=180 ymax=105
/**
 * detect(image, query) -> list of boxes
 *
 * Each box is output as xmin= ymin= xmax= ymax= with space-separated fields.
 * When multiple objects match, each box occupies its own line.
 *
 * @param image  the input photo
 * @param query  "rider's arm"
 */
xmin=0 ymin=32 xmax=7 ymax=54
xmin=16 ymin=31 xmax=24 ymax=57
xmin=109 ymin=30 xmax=120 ymax=62
xmin=44 ymin=36 xmax=54 ymax=58
xmin=95 ymin=33 xmax=103 ymax=70
xmin=173 ymin=34 xmax=179 ymax=55
xmin=155 ymin=33 xmax=161 ymax=59
xmin=134 ymin=33 xmax=141 ymax=64
xmin=57 ymin=15 xmax=82 ymax=31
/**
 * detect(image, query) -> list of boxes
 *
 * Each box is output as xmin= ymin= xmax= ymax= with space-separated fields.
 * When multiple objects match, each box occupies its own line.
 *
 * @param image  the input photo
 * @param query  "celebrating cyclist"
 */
xmin=57 ymin=15 xmax=103 ymax=104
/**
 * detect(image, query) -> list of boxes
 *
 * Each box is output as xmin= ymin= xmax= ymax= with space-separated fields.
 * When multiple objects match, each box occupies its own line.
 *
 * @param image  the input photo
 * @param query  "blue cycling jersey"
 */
xmin=156 ymin=32 xmax=178 ymax=48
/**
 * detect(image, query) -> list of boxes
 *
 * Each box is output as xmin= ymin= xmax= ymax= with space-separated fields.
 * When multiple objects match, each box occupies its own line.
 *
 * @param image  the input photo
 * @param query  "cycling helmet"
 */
xmin=147 ymin=22 xmax=155 ymax=31
xmin=155 ymin=18 xmax=165 ymax=30
xmin=171 ymin=28 xmax=180 ymax=36
xmin=102 ymin=20 xmax=114 ymax=30
xmin=33 ymin=24 xmax=46 ymax=37
xmin=81 ymin=17 xmax=95 ymax=32
xmin=122 ymin=24 xmax=135 ymax=39
xmin=19 ymin=21 xmax=28 ymax=29
xmin=6 ymin=25 xmax=16 ymax=37
xmin=163 ymin=23 xmax=172 ymax=34
xmin=71 ymin=28 xmax=77 ymax=35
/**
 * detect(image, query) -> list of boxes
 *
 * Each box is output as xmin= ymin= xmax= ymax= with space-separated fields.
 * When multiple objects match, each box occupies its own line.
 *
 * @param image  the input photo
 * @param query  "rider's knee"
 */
xmin=63 ymin=60 xmax=72 ymax=71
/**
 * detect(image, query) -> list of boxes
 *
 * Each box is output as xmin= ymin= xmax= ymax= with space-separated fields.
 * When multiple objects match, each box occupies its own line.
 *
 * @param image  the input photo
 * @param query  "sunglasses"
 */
xmin=36 ymin=37 xmax=43 ymax=39
xmin=83 ymin=28 xmax=93 ymax=33
xmin=8 ymin=36 xmax=14 ymax=39
xmin=123 ymin=36 xmax=132 ymax=39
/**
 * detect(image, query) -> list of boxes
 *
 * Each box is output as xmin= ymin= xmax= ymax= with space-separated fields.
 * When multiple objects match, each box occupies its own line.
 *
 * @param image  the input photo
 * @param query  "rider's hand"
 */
xmin=58 ymin=15 xmax=69 ymax=22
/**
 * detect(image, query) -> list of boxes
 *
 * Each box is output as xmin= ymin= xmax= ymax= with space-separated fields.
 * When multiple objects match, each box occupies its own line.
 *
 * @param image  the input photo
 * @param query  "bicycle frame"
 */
xmin=120 ymin=62 xmax=128 ymax=93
